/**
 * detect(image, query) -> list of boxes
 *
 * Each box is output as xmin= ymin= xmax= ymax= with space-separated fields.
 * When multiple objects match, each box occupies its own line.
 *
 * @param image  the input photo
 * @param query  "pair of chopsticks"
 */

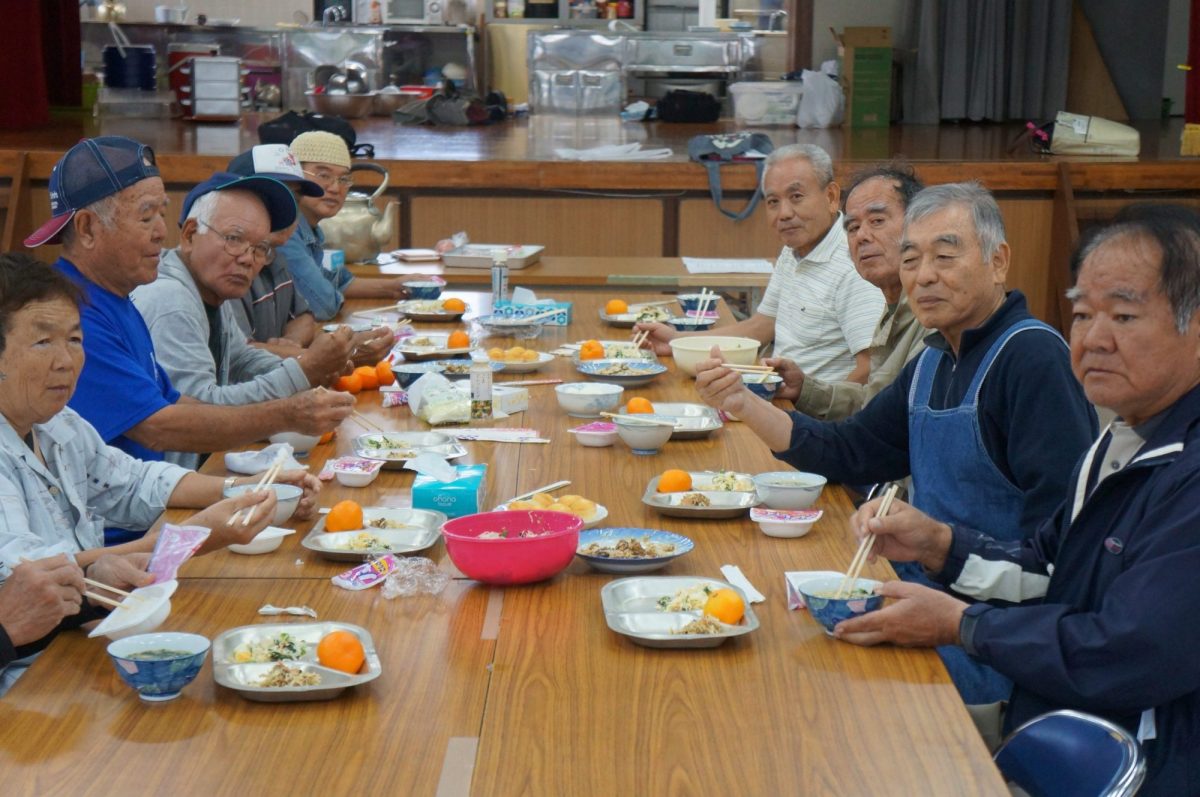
xmin=228 ymin=453 xmax=287 ymax=527
xmin=504 ymin=479 xmax=570 ymax=505
xmin=725 ymin=362 xmax=776 ymax=384
xmin=837 ymin=483 xmax=900 ymax=598
xmin=631 ymin=329 xmax=650 ymax=350
xmin=349 ymin=410 xmax=387 ymax=435
xmin=599 ymin=411 xmax=677 ymax=428
xmin=16 ymin=557 xmax=134 ymax=609
xmin=509 ymin=307 xmax=559 ymax=324
xmin=688 ymin=288 xmax=717 ymax=319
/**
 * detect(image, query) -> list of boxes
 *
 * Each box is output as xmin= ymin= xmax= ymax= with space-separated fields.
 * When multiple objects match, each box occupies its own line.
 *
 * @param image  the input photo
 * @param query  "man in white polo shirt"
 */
xmin=636 ymin=144 xmax=882 ymax=383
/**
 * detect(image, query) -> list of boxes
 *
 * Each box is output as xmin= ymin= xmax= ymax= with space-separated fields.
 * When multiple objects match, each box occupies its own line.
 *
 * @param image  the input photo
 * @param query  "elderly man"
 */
xmin=22 ymin=137 xmax=350 ymax=531
xmin=224 ymin=145 xmax=394 ymax=366
xmin=695 ymin=182 xmax=1097 ymax=708
xmin=280 ymin=131 xmax=414 ymax=320
xmin=131 ymin=172 xmax=354 ymax=468
xmin=636 ymin=144 xmax=883 ymax=383
xmin=769 ymin=164 xmax=928 ymax=419
xmin=837 ymin=204 xmax=1200 ymax=795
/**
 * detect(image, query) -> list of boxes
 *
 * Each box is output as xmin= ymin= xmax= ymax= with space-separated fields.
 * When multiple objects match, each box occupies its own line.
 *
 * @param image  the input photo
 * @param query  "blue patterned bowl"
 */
xmin=404 ymin=280 xmax=443 ymax=300
xmin=107 ymin=632 xmax=210 ymax=702
xmin=743 ymin=373 xmax=783 ymax=399
xmin=797 ymin=577 xmax=883 ymax=636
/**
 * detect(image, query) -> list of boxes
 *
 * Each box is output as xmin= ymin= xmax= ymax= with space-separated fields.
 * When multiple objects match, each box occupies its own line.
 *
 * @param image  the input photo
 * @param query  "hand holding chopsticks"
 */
xmin=227 ymin=451 xmax=286 ymax=527
xmin=631 ymin=329 xmax=651 ymax=350
xmin=838 ymin=484 xmax=900 ymax=598
xmin=349 ymin=410 xmax=387 ymax=435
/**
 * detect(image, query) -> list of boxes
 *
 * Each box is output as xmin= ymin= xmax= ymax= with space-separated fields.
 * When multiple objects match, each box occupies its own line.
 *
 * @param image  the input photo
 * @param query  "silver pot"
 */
xmin=305 ymin=91 xmax=374 ymax=119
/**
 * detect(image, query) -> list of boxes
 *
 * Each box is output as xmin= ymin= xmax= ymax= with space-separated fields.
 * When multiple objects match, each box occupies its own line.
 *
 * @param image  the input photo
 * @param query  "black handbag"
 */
xmin=656 ymin=90 xmax=722 ymax=123
xmin=257 ymin=110 xmax=375 ymax=158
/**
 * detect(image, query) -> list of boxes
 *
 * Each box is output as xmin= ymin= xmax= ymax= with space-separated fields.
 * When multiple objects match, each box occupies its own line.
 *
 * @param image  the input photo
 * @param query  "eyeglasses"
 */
xmin=195 ymin=219 xmax=274 ymax=264
xmin=302 ymin=168 xmax=354 ymax=189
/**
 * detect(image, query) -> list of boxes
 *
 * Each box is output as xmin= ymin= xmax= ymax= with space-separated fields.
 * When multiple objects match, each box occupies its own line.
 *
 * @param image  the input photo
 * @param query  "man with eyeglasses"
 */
xmin=131 ymin=172 xmax=357 ymax=469
xmin=24 ymin=137 xmax=354 ymax=542
xmin=279 ymin=132 xmax=414 ymax=320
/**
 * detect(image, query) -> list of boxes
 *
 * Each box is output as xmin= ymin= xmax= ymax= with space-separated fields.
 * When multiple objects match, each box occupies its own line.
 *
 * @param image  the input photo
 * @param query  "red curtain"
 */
xmin=0 ymin=0 xmax=80 ymax=128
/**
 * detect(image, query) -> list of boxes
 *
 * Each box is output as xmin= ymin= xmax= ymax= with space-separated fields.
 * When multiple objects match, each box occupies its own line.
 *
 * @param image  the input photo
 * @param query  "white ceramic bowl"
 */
xmin=613 ymin=414 xmax=674 ymax=455
xmin=555 ymin=382 xmax=625 ymax=417
xmin=224 ymin=483 xmax=303 ymax=524
xmin=750 ymin=507 xmax=823 ymax=538
xmin=88 ymin=580 xmax=178 ymax=640
xmin=669 ymin=336 xmax=761 ymax=376
xmin=228 ymin=526 xmax=295 ymax=555
xmin=753 ymin=471 xmax=827 ymax=510
xmin=268 ymin=431 xmax=322 ymax=455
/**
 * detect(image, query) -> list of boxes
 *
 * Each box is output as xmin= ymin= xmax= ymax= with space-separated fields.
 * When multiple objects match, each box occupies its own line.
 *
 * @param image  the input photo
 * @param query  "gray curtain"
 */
xmin=903 ymin=0 xmax=1071 ymax=123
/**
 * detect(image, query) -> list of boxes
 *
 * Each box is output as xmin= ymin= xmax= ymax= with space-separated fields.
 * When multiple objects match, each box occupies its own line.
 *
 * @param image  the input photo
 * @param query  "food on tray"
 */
xmin=336 ymin=532 xmax=388 ymax=552
xmin=626 ymin=397 xmax=654 ymax=414
xmin=442 ymin=297 xmax=467 ymax=313
xmin=579 ymin=340 xmax=604 ymax=361
xmin=594 ymin=362 xmax=652 ymax=376
xmin=488 ymin=346 xmax=541 ymax=363
xmin=127 ymin=649 xmax=190 ymax=660
xmin=578 ymin=536 xmax=676 ymax=559
xmin=657 ymin=583 xmax=719 ymax=612
xmin=605 ymin=299 xmax=628 ymax=315
xmin=672 ymin=615 xmax=724 ymax=635
xmin=441 ymin=362 xmax=471 ymax=375
xmin=325 ymin=500 xmax=364 ymax=532
xmin=657 ymin=469 xmax=692 ymax=493
xmin=704 ymin=588 xmax=745 ymax=624
xmin=317 ymin=630 xmax=365 ymax=675
xmin=333 ymin=373 xmax=363 ymax=394
xmin=354 ymin=365 xmax=380 ymax=390
xmin=635 ymin=306 xmax=670 ymax=322
xmin=705 ymin=470 xmax=754 ymax=492
xmin=605 ymin=344 xmax=644 ymax=359
xmin=406 ymin=336 xmax=436 ymax=347
xmin=680 ymin=493 xmax=712 ymax=507
xmin=508 ymin=492 xmax=597 ymax=520
xmin=257 ymin=662 xmax=321 ymax=687
xmin=358 ymin=436 xmax=420 ymax=459
xmin=366 ymin=516 xmax=418 ymax=530
xmin=232 ymin=632 xmax=307 ymax=663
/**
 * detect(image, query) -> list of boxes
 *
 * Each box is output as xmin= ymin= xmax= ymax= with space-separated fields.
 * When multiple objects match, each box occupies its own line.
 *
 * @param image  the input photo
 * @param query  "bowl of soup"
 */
xmin=795 ymin=577 xmax=884 ymax=636
xmin=752 ymin=471 xmax=826 ymax=510
xmin=107 ymin=632 xmax=211 ymax=701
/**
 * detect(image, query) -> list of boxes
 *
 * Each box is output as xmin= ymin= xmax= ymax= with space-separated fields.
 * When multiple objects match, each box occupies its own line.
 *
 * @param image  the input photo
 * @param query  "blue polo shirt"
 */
xmin=57 ymin=257 xmax=180 ymax=463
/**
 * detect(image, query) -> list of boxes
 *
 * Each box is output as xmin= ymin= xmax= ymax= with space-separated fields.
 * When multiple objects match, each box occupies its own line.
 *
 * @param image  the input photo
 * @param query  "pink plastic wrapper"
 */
xmin=318 ymin=456 xmax=384 ymax=481
xmin=148 ymin=524 xmax=211 ymax=582
xmin=382 ymin=390 xmax=409 ymax=408
xmin=331 ymin=554 xmax=402 ymax=591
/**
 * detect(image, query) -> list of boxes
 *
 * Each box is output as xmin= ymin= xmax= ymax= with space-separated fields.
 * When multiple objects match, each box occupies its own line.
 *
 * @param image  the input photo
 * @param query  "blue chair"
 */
xmin=993 ymin=710 xmax=1146 ymax=797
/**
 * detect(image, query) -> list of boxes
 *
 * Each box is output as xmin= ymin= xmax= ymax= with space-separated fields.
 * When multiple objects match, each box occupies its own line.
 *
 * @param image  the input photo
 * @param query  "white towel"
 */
xmin=554 ymin=143 xmax=673 ymax=161
xmin=223 ymin=443 xmax=303 ymax=475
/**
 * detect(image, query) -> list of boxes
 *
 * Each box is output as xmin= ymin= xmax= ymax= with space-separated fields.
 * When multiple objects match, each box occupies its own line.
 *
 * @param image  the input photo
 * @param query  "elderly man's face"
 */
xmin=180 ymin=190 xmax=271 ymax=305
xmin=1070 ymin=234 xmax=1200 ymax=426
xmin=89 ymin=177 xmax=169 ymax=295
xmin=763 ymin=158 xmax=840 ymax=256
xmin=900 ymin=203 xmax=1009 ymax=347
xmin=844 ymin=177 xmax=906 ymax=295
xmin=0 ymin=298 xmax=84 ymax=435
xmin=298 ymin=161 xmax=350 ymax=222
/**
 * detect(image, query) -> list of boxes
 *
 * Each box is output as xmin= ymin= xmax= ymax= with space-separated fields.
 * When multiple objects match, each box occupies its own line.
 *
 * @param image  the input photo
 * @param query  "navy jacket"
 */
xmin=951 ymin=383 xmax=1200 ymax=795
xmin=774 ymin=291 xmax=1097 ymax=541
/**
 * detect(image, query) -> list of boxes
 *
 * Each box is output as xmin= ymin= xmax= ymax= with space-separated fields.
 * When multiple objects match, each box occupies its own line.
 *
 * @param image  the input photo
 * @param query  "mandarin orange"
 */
xmin=375 ymin=360 xmax=395 ymax=386
xmin=442 ymin=297 xmax=467 ymax=313
xmin=354 ymin=365 xmax=380 ymax=390
xmin=626 ymin=397 xmax=654 ymax=414
xmin=333 ymin=373 xmax=363 ymax=394
xmin=605 ymin=299 xmax=629 ymax=315
xmin=703 ymin=588 xmax=745 ymax=624
xmin=657 ymin=469 xmax=692 ymax=492
xmin=325 ymin=500 xmax=364 ymax=532
xmin=447 ymin=330 xmax=471 ymax=349
xmin=317 ymin=630 xmax=365 ymax=674
xmin=579 ymin=340 xmax=604 ymax=361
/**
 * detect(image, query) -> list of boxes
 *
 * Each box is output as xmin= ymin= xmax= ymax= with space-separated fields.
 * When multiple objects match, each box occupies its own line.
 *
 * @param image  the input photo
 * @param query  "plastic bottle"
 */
xmin=470 ymin=355 xmax=493 ymax=420
xmin=490 ymin=249 xmax=509 ymax=307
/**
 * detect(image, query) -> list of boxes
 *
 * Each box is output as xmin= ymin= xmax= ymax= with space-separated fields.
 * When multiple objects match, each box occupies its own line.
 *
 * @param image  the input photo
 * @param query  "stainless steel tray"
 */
xmin=352 ymin=432 xmax=468 ymax=469
xmin=441 ymin=244 xmax=542 ymax=269
xmin=599 ymin=309 xmax=638 ymax=328
xmin=303 ymin=507 xmax=446 ymax=561
xmin=642 ymin=473 xmax=759 ymax=518
xmin=396 ymin=300 xmax=468 ymax=323
xmin=650 ymin=402 xmax=723 ymax=439
xmin=600 ymin=576 xmax=759 ymax=649
xmin=212 ymin=621 xmax=382 ymax=702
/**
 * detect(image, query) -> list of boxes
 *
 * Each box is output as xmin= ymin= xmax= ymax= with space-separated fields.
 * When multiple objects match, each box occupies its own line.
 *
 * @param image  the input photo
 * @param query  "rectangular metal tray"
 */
xmin=650 ymin=402 xmax=723 ymax=439
xmin=303 ymin=507 xmax=446 ymax=561
xmin=352 ymin=432 xmax=468 ymax=469
xmin=395 ymin=300 xmax=469 ymax=323
xmin=600 ymin=576 xmax=759 ymax=649
xmin=642 ymin=472 xmax=758 ymax=519
xmin=441 ymin=244 xmax=542 ymax=269
xmin=212 ymin=621 xmax=382 ymax=702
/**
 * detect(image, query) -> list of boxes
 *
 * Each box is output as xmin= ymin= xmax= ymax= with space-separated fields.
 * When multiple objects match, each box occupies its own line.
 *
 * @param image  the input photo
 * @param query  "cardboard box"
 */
xmin=839 ymin=27 xmax=892 ymax=128
xmin=413 ymin=463 xmax=487 ymax=518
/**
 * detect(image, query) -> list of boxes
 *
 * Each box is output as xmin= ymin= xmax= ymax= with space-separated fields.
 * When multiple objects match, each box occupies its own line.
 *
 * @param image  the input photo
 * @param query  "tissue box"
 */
xmin=493 ymin=300 xmax=571 ymax=326
xmin=413 ymin=464 xmax=487 ymax=518
xmin=322 ymin=249 xmax=345 ymax=272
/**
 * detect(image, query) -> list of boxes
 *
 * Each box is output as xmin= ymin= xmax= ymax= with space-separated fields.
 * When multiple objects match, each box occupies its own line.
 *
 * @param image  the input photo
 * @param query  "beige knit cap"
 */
xmin=290 ymin=131 xmax=351 ymax=169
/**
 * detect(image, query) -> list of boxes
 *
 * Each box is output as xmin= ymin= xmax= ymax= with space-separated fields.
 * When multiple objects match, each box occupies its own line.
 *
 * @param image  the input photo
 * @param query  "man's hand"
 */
xmin=350 ymin=327 xmax=395 ymax=367
xmin=694 ymin=346 xmax=749 ymax=415
xmin=849 ymin=497 xmax=953 ymax=572
xmin=85 ymin=553 xmax=154 ymax=598
xmin=763 ymin=356 xmax=804 ymax=401
xmin=285 ymin=387 xmax=355 ymax=435
xmin=187 ymin=491 xmax=279 ymax=552
xmin=265 ymin=337 xmax=305 ymax=357
xmin=274 ymin=469 xmax=322 ymax=520
xmin=370 ymin=278 xmax=410 ymax=300
xmin=296 ymin=327 xmax=354 ymax=385
xmin=631 ymin=322 xmax=677 ymax=355
xmin=0 ymin=555 xmax=85 ymax=646
xmin=834 ymin=581 xmax=967 ymax=647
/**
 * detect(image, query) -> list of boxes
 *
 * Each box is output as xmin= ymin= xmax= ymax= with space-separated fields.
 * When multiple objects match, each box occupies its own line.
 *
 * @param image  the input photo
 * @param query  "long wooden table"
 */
xmin=0 ymin=291 xmax=1006 ymax=796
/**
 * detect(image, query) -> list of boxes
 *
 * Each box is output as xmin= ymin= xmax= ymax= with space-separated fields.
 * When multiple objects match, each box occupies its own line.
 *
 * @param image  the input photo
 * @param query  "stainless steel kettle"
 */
xmin=318 ymin=162 xmax=399 ymax=263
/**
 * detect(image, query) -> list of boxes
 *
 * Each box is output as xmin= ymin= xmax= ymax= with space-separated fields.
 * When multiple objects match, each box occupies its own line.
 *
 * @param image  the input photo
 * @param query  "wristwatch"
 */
xmin=223 ymin=476 xmax=239 ymax=493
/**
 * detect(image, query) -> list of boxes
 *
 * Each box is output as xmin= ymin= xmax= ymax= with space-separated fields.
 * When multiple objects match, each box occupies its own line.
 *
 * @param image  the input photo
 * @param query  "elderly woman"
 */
xmin=0 ymin=253 xmax=322 ymax=574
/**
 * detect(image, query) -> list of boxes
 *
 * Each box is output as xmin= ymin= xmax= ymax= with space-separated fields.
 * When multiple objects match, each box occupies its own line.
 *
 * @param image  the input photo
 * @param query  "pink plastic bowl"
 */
xmin=441 ymin=510 xmax=583 ymax=585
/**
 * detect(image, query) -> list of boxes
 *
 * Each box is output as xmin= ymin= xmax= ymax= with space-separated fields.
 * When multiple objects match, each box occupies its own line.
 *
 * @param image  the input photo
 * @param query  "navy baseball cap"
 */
xmin=25 ymin=136 xmax=160 ymax=247
xmin=178 ymin=172 xmax=298 ymax=232
xmin=227 ymin=144 xmax=323 ymax=198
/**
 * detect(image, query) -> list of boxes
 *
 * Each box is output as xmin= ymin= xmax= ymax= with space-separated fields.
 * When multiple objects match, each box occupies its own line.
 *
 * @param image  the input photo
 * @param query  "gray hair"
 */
xmin=59 ymin=194 xmax=121 ymax=248
xmin=185 ymin=190 xmax=223 ymax=227
xmin=762 ymin=144 xmax=834 ymax=192
xmin=904 ymin=181 xmax=1006 ymax=261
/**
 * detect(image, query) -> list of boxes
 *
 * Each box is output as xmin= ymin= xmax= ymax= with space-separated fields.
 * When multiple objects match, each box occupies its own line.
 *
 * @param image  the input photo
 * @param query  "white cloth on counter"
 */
xmin=223 ymin=443 xmax=303 ymax=475
xmin=553 ymin=143 xmax=673 ymax=161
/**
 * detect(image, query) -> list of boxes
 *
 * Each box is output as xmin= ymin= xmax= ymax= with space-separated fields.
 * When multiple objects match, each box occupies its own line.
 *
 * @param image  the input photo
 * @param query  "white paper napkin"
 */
xmin=784 ymin=570 xmax=844 ymax=610
xmin=720 ymin=564 xmax=765 ymax=603
xmin=223 ymin=443 xmax=303 ymax=475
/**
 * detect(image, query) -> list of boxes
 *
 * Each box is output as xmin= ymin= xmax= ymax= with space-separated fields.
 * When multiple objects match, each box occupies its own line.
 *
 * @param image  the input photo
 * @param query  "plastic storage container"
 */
xmin=729 ymin=81 xmax=804 ymax=126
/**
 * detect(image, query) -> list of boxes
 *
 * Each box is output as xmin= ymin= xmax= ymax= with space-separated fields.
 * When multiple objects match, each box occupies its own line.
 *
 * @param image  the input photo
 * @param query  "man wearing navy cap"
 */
xmin=25 ymin=137 xmax=353 ymax=539
xmin=131 ymin=172 xmax=356 ymax=469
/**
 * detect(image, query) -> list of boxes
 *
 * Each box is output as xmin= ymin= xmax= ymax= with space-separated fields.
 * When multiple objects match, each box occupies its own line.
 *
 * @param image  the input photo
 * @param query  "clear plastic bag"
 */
xmin=381 ymin=557 xmax=450 ymax=598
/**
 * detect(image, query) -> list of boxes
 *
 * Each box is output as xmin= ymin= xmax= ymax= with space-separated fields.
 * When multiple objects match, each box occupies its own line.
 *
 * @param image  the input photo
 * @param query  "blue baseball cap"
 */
xmin=227 ymin=144 xmax=324 ymax=197
xmin=178 ymin=172 xmax=298 ymax=232
xmin=25 ymin=136 xmax=160 ymax=247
